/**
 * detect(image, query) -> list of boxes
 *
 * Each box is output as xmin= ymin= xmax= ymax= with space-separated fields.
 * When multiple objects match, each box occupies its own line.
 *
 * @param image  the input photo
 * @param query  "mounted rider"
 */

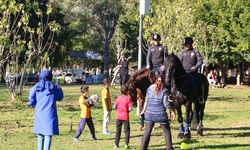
xmin=179 ymin=37 xmax=204 ymax=102
xmin=146 ymin=33 xmax=168 ymax=76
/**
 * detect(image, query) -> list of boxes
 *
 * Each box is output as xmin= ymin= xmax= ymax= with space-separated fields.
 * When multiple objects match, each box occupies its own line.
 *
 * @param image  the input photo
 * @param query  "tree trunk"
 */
xmin=236 ymin=63 xmax=242 ymax=86
xmin=1 ymin=62 xmax=7 ymax=83
xmin=236 ymin=72 xmax=241 ymax=86
xmin=103 ymin=40 xmax=110 ymax=78
xmin=220 ymin=62 xmax=229 ymax=84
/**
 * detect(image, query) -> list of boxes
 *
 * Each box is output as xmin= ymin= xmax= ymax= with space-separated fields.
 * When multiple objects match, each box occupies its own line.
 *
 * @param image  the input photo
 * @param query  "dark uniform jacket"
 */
xmin=147 ymin=44 xmax=168 ymax=68
xmin=179 ymin=48 xmax=203 ymax=73
xmin=118 ymin=60 xmax=128 ymax=75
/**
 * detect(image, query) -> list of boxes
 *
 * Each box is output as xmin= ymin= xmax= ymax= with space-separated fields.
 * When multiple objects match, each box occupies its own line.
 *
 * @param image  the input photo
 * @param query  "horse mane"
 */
xmin=128 ymin=67 xmax=150 ymax=82
xmin=169 ymin=53 xmax=185 ymax=72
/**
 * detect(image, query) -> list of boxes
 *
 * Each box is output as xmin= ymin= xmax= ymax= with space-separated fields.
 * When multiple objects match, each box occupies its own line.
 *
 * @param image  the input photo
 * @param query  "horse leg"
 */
xmin=176 ymin=106 xmax=184 ymax=139
xmin=195 ymin=102 xmax=203 ymax=136
xmin=184 ymin=101 xmax=192 ymax=140
xmin=197 ymin=102 xmax=206 ymax=136
xmin=191 ymin=103 xmax=198 ymax=129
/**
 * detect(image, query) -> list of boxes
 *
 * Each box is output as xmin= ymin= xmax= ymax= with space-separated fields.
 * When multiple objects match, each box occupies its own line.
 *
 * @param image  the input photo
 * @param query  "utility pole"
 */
xmin=138 ymin=0 xmax=150 ymax=70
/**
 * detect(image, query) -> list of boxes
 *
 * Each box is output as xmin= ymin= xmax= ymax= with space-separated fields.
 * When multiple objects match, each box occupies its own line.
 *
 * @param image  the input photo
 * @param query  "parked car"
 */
xmin=64 ymin=72 xmax=76 ymax=84
xmin=54 ymin=72 xmax=76 ymax=84
xmin=5 ymin=73 xmax=39 ymax=83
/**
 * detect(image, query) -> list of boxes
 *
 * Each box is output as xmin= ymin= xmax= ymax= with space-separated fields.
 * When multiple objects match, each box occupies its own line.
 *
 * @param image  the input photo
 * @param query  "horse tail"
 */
xmin=200 ymin=74 xmax=209 ymax=101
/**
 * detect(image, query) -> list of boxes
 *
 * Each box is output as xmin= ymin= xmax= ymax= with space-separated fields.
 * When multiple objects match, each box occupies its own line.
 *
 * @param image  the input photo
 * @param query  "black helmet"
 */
xmin=152 ymin=33 xmax=161 ymax=41
xmin=182 ymin=37 xmax=193 ymax=45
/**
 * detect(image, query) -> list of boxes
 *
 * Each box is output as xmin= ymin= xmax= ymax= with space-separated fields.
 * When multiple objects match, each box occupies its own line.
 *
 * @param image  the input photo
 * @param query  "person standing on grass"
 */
xmin=140 ymin=75 xmax=175 ymax=150
xmin=117 ymin=54 xmax=129 ymax=85
xmin=29 ymin=70 xmax=64 ymax=150
xmin=114 ymin=85 xmax=133 ymax=149
xmin=74 ymin=85 xmax=97 ymax=142
xmin=101 ymin=78 xmax=112 ymax=134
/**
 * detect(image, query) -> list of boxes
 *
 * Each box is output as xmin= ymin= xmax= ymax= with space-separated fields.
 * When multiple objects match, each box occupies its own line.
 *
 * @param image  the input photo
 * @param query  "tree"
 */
xmin=83 ymin=0 xmax=123 ymax=77
xmin=0 ymin=0 xmax=60 ymax=101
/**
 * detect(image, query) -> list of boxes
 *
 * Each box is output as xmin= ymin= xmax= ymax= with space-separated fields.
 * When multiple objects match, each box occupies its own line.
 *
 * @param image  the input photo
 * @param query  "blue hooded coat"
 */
xmin=29 ymin=70 xmax=64 ymax=136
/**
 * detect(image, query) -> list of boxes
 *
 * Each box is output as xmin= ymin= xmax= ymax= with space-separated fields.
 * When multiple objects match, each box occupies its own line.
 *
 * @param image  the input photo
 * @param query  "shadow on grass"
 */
xmin=208 ymin=96 xmax=237 ymax=102
xmin=195 ymin=143 xmax=250 ymax=149
xmin=206 ymin=127 xmax=250 ymax=131
xmin=148 ymin=140 xmax=199 ymax=150
xmin=205 ymin=114 xmax=222 ymax=121
xmin=206 ymin=132 xmax=250 ymax=138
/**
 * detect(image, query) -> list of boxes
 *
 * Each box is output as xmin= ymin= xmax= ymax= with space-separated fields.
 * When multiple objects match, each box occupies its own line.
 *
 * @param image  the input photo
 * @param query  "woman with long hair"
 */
xmin=140 ymin=75 xmax=175 ymax=150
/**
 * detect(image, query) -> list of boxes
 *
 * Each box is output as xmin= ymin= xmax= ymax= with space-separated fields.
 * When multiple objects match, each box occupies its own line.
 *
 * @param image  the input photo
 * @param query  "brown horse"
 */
xmin=127 ymin=68 xmax=154 ymax=114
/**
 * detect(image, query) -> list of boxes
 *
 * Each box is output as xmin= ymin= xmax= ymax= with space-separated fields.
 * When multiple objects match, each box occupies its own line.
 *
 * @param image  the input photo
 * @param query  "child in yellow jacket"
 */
xmin=101 ymin=79 xmax=112 ymax=134
xmin=74 ymin=85 xmax=97 ymax=142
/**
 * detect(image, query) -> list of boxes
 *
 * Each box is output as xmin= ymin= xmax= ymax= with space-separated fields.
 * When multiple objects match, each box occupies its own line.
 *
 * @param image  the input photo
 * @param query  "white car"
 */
xmin=54 ymin=72 xmax=76 ymax=84
xmin=64 ymin=72 xmax=76 ymax=84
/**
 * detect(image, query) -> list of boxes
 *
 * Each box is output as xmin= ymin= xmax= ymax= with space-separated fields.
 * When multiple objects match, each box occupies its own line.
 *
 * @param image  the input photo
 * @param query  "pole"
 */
xmin=138 ymin=15 xmax=143 ymax=70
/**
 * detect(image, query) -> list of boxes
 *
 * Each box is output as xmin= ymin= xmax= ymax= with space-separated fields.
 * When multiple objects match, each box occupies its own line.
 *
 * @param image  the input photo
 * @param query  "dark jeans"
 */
xmin=141 ymin=122 xmax=173 ymax=150
xmin=153 ymin=65 xmax=165 ymax=76
xmin=75 ymin=118 xmax=96 ymax=139
xmin=115 ymin=119 xmax=130 ymax=146
xmin=120 ymin=74 xmax=128 ymax=85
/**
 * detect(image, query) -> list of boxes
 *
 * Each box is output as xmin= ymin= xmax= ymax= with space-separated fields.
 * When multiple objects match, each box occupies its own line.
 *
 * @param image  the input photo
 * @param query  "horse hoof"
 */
xmin=183 ymin=133 xmax=191 ymax=140
xmin=197 ymin=129 xmax=203 ymax=136
xmin=178 ymin=133 xmax=184 ymax=139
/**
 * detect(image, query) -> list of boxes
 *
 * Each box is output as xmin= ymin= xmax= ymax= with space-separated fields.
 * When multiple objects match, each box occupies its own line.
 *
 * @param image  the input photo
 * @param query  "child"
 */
xmin=114 ymin=85 xmax=132 ymax=149
xmin=74 ymin=85 xmax=97 ymax=142
xmin=29 ymin=70 xmax=64 ymax=150
xmin=101 ymin=78 xmax=112 ymax=134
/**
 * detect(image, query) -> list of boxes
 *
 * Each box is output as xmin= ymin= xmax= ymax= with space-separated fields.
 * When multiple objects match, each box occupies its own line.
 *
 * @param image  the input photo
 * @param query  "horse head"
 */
xmin=127 ymin=68 xmax=153 ymax=107
xmin=164 ymin=53 xmax=186 ymax=86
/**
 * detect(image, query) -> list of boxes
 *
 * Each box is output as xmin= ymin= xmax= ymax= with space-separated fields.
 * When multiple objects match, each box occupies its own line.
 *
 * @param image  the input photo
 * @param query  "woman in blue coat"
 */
xmin=29 ymin=70 xmax=64 ymax=150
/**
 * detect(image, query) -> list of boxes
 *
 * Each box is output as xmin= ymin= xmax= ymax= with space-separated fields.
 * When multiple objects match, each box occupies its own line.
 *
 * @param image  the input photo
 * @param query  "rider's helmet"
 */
xmin=182 ymin=37 xmax=193 ymax=45
xmin=152 ymin=33 xmax=161 ymax=41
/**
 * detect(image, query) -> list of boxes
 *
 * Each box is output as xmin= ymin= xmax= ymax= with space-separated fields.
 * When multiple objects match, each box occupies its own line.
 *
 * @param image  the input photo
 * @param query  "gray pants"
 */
xmin=103 ymin=111 xmax=111 ymax=133
xmin=141 ymin=122 xmax=173 ymax=150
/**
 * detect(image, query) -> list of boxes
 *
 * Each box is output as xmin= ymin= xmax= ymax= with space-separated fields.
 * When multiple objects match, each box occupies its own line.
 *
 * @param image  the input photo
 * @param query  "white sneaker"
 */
xmin=103 ymin=131 xmax=112 ymax=135
xmin=74 ymin=138 xmax=80 ymax=143
xmin=125 ymin=144 xmax=130 ymax=149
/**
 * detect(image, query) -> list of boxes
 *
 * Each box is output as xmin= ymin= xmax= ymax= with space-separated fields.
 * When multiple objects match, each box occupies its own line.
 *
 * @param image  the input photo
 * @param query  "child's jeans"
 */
xmin=37 ymin=134 xmax=52 ymax=150
xmin=75 ymin=118 xmax=96 ymax=138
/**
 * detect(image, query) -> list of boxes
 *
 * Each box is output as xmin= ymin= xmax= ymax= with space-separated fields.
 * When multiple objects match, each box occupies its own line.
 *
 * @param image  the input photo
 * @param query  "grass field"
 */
xmin=0 ymin=84 xmax=250 ymax=150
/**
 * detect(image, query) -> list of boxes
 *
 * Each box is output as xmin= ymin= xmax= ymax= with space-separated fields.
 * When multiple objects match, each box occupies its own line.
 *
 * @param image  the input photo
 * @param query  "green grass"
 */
xmin=0 ymin=84 xmax=250 ymax=150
